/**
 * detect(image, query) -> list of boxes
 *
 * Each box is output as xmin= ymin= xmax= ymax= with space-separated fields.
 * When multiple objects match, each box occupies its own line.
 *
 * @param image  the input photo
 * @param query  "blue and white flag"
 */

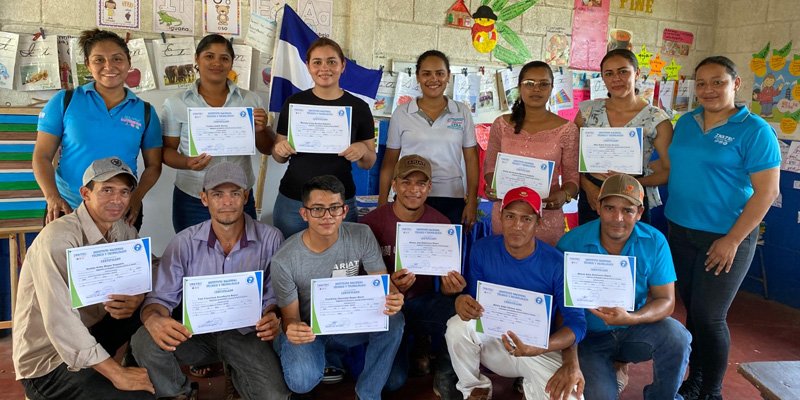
xmin=268 ymin=5 xmax=382 ymax=112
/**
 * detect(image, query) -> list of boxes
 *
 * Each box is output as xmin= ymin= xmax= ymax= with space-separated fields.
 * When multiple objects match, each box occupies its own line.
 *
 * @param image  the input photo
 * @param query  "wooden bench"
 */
xmin=738 ymin=361 xmax=800 ymax=400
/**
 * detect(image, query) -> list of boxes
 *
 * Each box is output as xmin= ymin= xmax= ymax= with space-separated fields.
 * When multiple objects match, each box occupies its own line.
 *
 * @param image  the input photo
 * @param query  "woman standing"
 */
xmin=483 ymin=61 xmax=579 ymax=246
xmin=33 ymin=29 xmax=162 ymax=228
xmin=272 ymin=37 xmax=376 ymax=238
xmin=161 ymin=34 xmax=274 ymax=233
xmin=378 ymin=50 xmax=479 ymax=228
xmin=667 ymin=56 xmax=780 ymax=400
xmin=576 ymin=49 xmax=673 ymax=224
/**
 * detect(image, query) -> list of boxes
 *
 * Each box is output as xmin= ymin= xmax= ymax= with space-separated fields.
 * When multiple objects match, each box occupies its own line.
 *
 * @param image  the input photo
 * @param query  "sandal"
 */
xmin=189 ymin=365 xmax=212 ymax=378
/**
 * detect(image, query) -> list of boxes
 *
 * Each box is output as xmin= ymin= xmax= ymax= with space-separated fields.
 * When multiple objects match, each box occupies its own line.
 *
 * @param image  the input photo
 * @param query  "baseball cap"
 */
xmin=82 ymin=157 xmax=137 ymax=188
xmin=598 ymin=174 xmax=644 ymax=207
xmin=501 ymin=186 xmax=542 ymax=216
xmin=203 ymin=162 xmax=248 ymax=191
xmin=394 ymin=154 xmax=432 ymax=180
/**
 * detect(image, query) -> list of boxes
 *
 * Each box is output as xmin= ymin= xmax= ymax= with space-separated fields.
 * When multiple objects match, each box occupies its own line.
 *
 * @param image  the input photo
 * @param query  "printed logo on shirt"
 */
xmin=713 ymin=133 xmax=735 ymax=146
xmin=39 ymin=111 xmax=46 ymax=119
xmin=120 ymin=115 xmax=143 ymax=130
xmin=446 ymin=117 xmax=465 ymax=131
xmin=332 ymin=260 xmax=361 ymax=277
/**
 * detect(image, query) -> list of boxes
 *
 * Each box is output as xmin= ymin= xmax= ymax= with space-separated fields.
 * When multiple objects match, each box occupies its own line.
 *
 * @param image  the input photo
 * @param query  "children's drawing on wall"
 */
xmin=661 ymin=28 xmax=692 ymax=57
xmin=0 ymin=31 xmax=19 ymax=91
xmin=153 ymin=0 xmax=195 ymax=36
xmin=570 ymin=0 xmax=610 ymax=71
xmin=97 ymin=0 xmax=140 ymax=29
xmin=469 ymin=0 xmax=540 ymax=65
xmin=126 ymin=38 xmax=156 ymax=92
xmin=751 ymin=41 xmax=800 ymax=140
xmin=372 ymin=71 xmax=398 ymax=118
xmin=16 ymin=35 xmax=60 ymax=91
xmin=607 ymin=29 xmax=632 ymax=52
xmin=545 ymin=27 xmax=570 ymax=67
xmin=445 ymin=0 xmax=473 ymax=29
xmin=152 ymin=37 xmax=197 ymax=89
xmin=204 ymin=0 xmax=242 ymax=36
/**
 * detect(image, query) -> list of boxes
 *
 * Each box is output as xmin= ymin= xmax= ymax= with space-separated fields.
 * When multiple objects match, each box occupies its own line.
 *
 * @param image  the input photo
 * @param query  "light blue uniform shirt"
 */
xmin=37 ymin=82 xmax=162 ymax=209
xmin=557 ymin=219 xmax=676 ymax=333
xmin=665 ymin=106 xmax=781 ymax=234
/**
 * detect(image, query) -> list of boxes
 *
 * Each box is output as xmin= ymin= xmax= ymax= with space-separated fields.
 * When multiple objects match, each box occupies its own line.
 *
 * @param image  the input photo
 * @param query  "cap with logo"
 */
xmin=203 ymin=162 xmax=248 ymax=191
xmin=394 ymin=154 xmax=432 ymax=180
xmin=598 ymin=174 xmax=644 ymax=207
xmin=501 ymin=186 xmax=542 ymax=216
xmin=82 ymin=157 xmax=137 ymax=188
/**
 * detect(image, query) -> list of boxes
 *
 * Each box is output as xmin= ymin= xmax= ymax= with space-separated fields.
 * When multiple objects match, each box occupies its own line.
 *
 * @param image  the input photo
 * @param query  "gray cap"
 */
xmin=203 ymin=162 xmax=248 ymax=191
xmin=82 ymin=157 xmax=137 ymax=188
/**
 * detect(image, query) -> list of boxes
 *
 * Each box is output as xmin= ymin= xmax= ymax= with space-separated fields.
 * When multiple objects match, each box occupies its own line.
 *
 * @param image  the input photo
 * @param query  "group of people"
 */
xmin=12 ymin=27 xmax=780 ymax=400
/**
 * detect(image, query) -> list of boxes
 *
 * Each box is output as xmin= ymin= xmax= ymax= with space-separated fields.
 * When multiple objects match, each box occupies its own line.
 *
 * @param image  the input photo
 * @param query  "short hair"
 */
xmin=79 ymin=29 xmax=130 ymax=63
xmin=416 ymin=50 xmax=451 ymax=74
xmin=306 ymin=37 xmax=345 ymax=63
xmin=195 ymin=34 xmax=235 ymax=58
xmin=301 ymin=175 xmax=346 ymax=204
xmin=695 ymin=56 xmax=738 ymax=79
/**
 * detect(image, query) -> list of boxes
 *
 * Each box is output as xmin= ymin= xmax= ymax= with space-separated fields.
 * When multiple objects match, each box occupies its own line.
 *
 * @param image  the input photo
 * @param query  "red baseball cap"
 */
xmin=501 ymin=186 xmax=542 ymax=216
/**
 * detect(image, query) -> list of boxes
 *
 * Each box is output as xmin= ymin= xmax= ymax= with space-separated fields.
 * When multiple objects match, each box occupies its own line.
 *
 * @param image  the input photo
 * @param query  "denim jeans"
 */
xmin=172 ymin=186 xmax=257 ymax=234
xmin=273 ymin=313 xmax=404 ymax=400
xmin=578 ymin=318 xmax=691 ymax=400
xmin=130 ymin=326 xmax=289 ymax=399
xmin=384 ymin=292 xmax=459 ymax=399
xmin=21 ymin=362 xmax=153 ymax=400
xmin=272 ymin=193 xmax=357 ymax=239
xmin=668 ymin=221 xmax=758 ymax=396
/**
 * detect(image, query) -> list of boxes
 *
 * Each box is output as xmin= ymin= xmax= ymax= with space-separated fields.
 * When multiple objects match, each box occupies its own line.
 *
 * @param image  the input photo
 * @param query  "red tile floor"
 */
xmin=2 ymin=291 xmax=798 ymax=399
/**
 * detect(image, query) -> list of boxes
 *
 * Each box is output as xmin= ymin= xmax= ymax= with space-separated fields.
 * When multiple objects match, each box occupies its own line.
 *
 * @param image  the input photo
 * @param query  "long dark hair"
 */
xmin=510 ymin=61 xmax=554 ymax=134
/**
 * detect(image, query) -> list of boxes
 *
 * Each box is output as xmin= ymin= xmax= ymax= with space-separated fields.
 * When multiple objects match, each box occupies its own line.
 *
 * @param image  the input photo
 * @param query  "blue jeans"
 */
xmin=668 ymin=221 xmax=758 ymax=396
xmin=385 ymin=293 xmax=459 ymax=399
xmin=578 ymin=318 xmax=691 ymax=400
xmin=273 ymin=313 xmax=404 ymax=400
xmin=131 ymin=326 xmax=289 ymax=399
xmin=172 ymin=186 xmax=257 ymax=234
xmin=272 ymin=193 xmax=357 ymax=239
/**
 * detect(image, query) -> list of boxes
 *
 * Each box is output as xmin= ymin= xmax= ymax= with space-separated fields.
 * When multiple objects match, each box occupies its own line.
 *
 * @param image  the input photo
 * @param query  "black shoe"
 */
xmin=513 ymin=377 xmax=523 ymax=394
xmin=678 ymin=377 xmax=702 ymax=400
xmin=322 ymin=366 xmax=345 ymax=384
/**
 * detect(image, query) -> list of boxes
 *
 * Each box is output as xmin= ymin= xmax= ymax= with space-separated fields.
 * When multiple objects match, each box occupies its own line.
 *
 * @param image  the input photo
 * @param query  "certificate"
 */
xmin=182 ymin=271 xmax=263 ymax=335
xmin=187 ymin=107 xmax=256 ymax=156
xmin=563 ymin=252 xmax=636 ymax=311
xmin=475 ymin=281 xmax=552 ymax=349
xmin=67 ymin=237 xmax=152 ymax=309
xmin=579 ymin=127 xmax=643 ymax=175
xmin=492 ymin=153 xmax=556 ymax=199
xmin=288 ymin=104 xmax=352 ymax=154
xmin=310 ymin=275 xmax=389 ymax=335
xmin=395 ymin=223 xmax=462 ymax=276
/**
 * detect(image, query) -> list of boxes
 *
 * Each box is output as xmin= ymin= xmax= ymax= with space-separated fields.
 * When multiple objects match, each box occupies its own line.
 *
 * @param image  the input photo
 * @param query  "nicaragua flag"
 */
xmin=268 ymin=5 xmax=382 ymax=112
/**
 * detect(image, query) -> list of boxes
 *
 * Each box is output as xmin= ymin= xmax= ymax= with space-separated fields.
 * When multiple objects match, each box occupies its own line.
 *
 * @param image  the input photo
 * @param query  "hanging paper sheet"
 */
xmin=549 ymin=68 xmax=574 ymax=112
xmin=231 ymin=44 xmax=253 ymax=90
xmin=674 ymin=79 xmax=696 ymax=113
xmin=545 ymin=27 xmax=571 ymax=67
xmin=245 ymin=13 xmax=278 ymax=54
xmin=153 ymin=0 xmax=195 ymax=36
xmin=569 ymin=0 xmax=610 ymax=71
xmin=97 ymin=0 xmax=140 ymax=30
xmin=661 ymin=28 xmax=693 ymax=57
xmin=204 ymin=0 xmax=242 ymax=36
xmin=452 ymin=73 xmax=482 ymax=117
xmin=0 ymin=32 xmax=20 ymax=90
xmin=68 ymin=38 xmax=93 ymax=87
xmin=392 ymin=72 xmax=422 ymax=113
xmin=750 ymin=41 xmax=800 ymax=140
xmin=56 ymin=35 xmax=75 ymax=90
xmin=126 ymin=38 xmax=156 ymax=93
xmin=16 ymin=35 xmax=60 ymax=91
xmin=557 ymin=70 xmax=600 ymax=122
xmin=152 ymin=37 xmax=197 ymax=90
xmin=297 ymin=0 xmax=333 ymax=38
xmin=252 ymin=0 xmax=287 ymax=21
xmin=477 ymin=72 xmax=499 ymax=115
xmin=637 ymin=77 xmax=656 ymax=104
xmin=497 ymin=66 xmax=522 ymax=111
xmin=373 ymin=71 xmax=398 ymax=118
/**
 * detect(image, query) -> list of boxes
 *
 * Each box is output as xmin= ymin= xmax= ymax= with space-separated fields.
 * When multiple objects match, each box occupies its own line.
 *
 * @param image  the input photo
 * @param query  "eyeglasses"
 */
xmin=303 ymin=205 xmax=346 ymax=218
xmin=520 ymin=80 xmax=552 ymax=90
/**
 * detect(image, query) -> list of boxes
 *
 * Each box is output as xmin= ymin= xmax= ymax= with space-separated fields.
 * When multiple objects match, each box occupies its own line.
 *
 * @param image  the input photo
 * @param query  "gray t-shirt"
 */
xmin=271 ymin=222 xmax=386 ymax=323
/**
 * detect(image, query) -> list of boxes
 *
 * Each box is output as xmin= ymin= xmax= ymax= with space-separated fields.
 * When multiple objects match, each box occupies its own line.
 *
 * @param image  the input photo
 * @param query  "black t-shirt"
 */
xmin=276 ymin=89 xmax=374 ymax=200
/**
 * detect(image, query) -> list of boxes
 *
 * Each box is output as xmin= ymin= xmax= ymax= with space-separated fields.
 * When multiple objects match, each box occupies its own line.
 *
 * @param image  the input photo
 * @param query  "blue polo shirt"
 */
xmin=665 ymin=106 xmax=780 ymax=234
xmin=467 ymin=235 xmax=586 ymax=344
xmin=557 ymin=219 xmax=676 ymax=333
xmin=38 ymin=82 xmax=162 ymax=208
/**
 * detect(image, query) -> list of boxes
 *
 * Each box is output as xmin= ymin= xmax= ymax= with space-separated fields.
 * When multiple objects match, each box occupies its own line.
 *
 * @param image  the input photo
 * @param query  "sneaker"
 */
xmin=467 ymin=387 xmax=490 ymax=400
xmin=513 ymin=377 xmax=523 ymax=394
xmin=678 ymin=378 xmax=702 ymax=400
xmin=322 ymin=366 xmax=345 ymax=384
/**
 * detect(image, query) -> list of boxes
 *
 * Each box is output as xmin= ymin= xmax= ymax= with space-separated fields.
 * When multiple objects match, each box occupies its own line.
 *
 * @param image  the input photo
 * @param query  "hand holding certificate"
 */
xmin=182 ymin=271 xmax=264 ymax=335
xmin=311 ymin=275 xmax=390 ymax=335
xmin=288 ymin=104 xmax=352 ymax=154
xmin=188 ymin=107 xmax=256 ymax=156
xmin=492 ymin=153 xmax=556 ymax=199
xmin=395 ymin=223 xmax=462 ymax=276
xmin=579 ymin=127 xmax=643 ymax=175
xmin=563 ymin=252 xmax=636 ymax=311
xmin=67 ymin=238 xmax=152 ymax=309
xmin=475 ymin=281 xmax=552 ymax=349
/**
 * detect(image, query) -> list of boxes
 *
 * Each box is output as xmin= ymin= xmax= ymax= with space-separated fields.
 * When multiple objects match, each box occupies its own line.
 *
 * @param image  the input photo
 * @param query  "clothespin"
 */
xmin=33 ymin=27 xmax=46 ymax=41
xmin=680 ymin=75 xmax=685 ymax=82
xmin=406 ymin=67 xmax=412 ymax=77
xmin=558 ymin=66 xmax=564 ymax=75
xmin=478 ymin=66 xmax=485 ymax=75
xmin=125 ymin=32 xmax=131 ymax=43
xmin=379 ymin=65 xmax=384 ymax=72
xmin=662 ymin=75 xmax=668 ymax=83
xmin=229 ymin=36 xmax=234 ymax=45
xmin=461 ymin=67 xmax=468 ymax=76
xmin=643 ymin=74 xmax=649 ymax=81
xmin=160 ymin=32 xmax=167 ymax=44
xmin=507 ymin=64 xmax=513 ymax=71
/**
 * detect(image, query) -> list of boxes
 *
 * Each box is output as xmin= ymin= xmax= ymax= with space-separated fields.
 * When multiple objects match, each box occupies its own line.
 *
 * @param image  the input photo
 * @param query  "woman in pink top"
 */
xmin=484 ymin=61 xmax=580 ymax=246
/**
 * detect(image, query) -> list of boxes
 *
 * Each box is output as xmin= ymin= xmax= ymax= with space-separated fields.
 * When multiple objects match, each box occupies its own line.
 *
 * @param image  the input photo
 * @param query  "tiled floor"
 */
xmin=2 ymin=291 xmax=798 ymax=399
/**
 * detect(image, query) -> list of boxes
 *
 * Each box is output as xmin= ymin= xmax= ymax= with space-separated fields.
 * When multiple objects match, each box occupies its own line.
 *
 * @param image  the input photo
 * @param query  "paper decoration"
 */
xmin=230 ymin=44 xmax=252 ymax=89
xmin=453 ymin=73 xmax=482 ymax=116
xmin=16 ymin=35 xmax=60 ymax=91
xmin=497 ymin=66 xmax=522 ymax=111
xmin=204 ymin=0 xmax=241 ymax=36
xmin=781 ymin=141 xmax=800 ymax=173
xmin=152 ymin=37 xmax=197 ymax=90
xmin=770 ymin=41 xmax=792 ymax=71
xmin=298 ymin=0 xmax=333 ymax=38
xmin=544 ymin=27 xmax=570 ymax=67
xmin=245 ymin=13 xmax=278 ymax=54
xmin=0 ymin=32 xmax=20 ymax=90
xmin=477 ymin=72 xmax=499 ymax=114
xmin=56 ymin=36 xmax=75 ymax=90
xmin=664 ymin=58 xmax=682 ymax=81
xmin=68 ymin=38 xmax=93 ymax=88
xmin=392 ymin=71 xmax=422 ymax=113
xmin=549 ymin=68 xmax=574 ymax=112
xmin=589 ymin=77 xmax=607 ymax=99
xmin=126 ymin=38 xmax=156 ymax=93
xmin=636 ymin=45 xmax=653 ymax=69
xmin=446 ymin=0 xmax=473 ymax=29
xmin=789 ymin=55 xmax=800 ymax=77
xmin=570 ymin=0 xmax=610 ymax=71
xmin=661 ymin=28 xmax=693 ymax=57
xmin=97 ymin=0 xmax=140 ymax=29
xmin=619 ymin=0 xmax=654 ymax=13
xmin=750 ymin=43 xmax=770 ymax=77
xmin=607 ymin=29 xmax=633 ymax=52
xmin=470 ymin=0 xmax=539 ymax=64
xmin=471 ymin=6 xmax=498 ymax=54
xmin=637 ymin=78 xmax=656 ymax=104
xmin=649 ymin=53 xmax=665 ymax=76
xmin=373 ymin=72 xmax=398 ymax=118
xmin=252 ymin=0 xmax=286 ymax=20
xmin=751 ymin=41 xmax=800 ymax=140
xmin=674 ymin=79 xmax=696 ymax=112
xmin=153 ymin=0 xmax=195 ymax=36
xmin=658 ymin=80 xmax=676 ymax=110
